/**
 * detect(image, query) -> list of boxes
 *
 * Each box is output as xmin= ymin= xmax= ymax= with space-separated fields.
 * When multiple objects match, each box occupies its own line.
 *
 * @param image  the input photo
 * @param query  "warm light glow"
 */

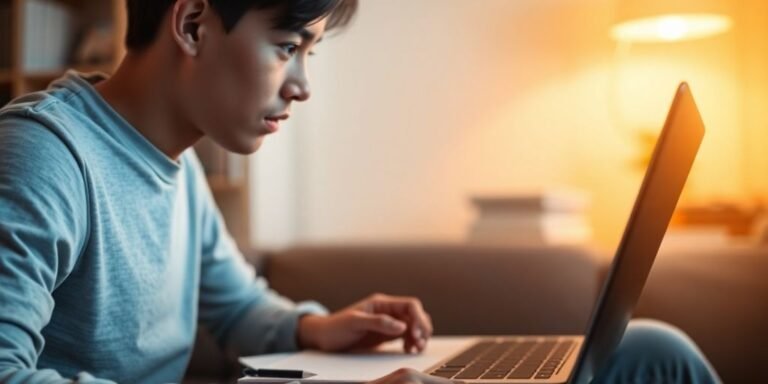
xmin=611 ymin=14 xmax=732 ymax=43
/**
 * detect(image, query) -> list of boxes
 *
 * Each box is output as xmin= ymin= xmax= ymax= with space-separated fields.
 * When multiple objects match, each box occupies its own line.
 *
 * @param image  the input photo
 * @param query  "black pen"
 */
xmin=243 ymin=367 xmax=316 ymax=379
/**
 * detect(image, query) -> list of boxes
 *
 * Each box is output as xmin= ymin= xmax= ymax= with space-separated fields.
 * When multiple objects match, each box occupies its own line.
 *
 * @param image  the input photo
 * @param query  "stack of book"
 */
xmin=467 ymin=191 xmax=592 ymax=246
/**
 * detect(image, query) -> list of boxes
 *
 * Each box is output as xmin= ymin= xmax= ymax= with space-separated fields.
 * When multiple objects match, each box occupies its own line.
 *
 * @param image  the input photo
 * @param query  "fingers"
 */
xmin=364 ymin=294 xmax=434 ymax=353
xmin=368 ymin=368 xmax=464 ymax=384
xmin=354 ymin=313 xmax=408 ymax=336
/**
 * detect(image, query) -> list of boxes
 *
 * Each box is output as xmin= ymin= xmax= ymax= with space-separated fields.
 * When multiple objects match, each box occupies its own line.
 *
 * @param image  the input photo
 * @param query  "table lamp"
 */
xmin=609 ymin=0 xmax=734 ymax=170
xmin=611 ymin=0 xmax=732 ymax=43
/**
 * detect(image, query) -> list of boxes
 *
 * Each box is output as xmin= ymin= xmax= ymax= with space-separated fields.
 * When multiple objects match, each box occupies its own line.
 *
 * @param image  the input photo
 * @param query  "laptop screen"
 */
xmin=571 ymin=83 xmax=706 ymax=384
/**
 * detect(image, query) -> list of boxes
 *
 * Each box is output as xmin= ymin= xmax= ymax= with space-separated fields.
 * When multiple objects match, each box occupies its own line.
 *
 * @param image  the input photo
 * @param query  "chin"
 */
xmin=205 ymin=125 xmax=267 ymax=154
xmin=228 ymin=136 xmax=265 ymax=154
xmin=248 ymin=137 xmax=266 ymax=153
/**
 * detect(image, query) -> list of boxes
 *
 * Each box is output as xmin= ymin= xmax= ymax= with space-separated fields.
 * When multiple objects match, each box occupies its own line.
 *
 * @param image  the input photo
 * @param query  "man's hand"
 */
xmin=367 ymin=368 xmax=463 ymax=384
xmin=297 ymin=293 xmax=433 ymax=353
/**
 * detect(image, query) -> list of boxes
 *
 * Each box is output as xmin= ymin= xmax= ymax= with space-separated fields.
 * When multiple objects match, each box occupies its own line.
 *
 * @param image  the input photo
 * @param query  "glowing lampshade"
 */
xmin=611 ymin=0 xmax=733 ymax=43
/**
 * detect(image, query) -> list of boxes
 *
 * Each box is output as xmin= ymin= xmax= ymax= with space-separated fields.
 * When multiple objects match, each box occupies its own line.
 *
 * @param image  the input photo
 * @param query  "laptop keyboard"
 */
xmin=428 ymin=339 xmax=574 ymax=380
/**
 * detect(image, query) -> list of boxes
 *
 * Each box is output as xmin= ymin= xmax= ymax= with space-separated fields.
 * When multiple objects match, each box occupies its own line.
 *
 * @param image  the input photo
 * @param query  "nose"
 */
xmin=281 ymin=64 xmax=311 ymax=102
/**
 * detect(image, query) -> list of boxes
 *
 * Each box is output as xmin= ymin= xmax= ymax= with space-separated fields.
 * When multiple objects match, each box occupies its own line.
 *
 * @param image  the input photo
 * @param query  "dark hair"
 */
xmin=125 ymin=0 xmax=358 ymax=51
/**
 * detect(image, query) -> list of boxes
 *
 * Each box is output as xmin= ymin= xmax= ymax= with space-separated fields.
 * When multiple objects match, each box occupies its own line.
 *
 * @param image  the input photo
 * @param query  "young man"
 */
xmin=0 ymin=1 xmax=721 ymax=383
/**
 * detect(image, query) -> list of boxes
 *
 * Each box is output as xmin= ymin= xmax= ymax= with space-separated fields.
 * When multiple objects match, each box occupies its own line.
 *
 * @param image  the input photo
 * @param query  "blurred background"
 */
xmin=2 ymin=0 xmax=767 ymax=254
xmin=250 ymin=0 xmax=768 ymax=254
xmin=3 ymin=1 xmax=768 ymax=382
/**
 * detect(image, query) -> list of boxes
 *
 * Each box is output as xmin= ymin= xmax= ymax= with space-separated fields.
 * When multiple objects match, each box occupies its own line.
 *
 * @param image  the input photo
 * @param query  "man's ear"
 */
xmin=170 ymin=0 xmax=210 ymax=57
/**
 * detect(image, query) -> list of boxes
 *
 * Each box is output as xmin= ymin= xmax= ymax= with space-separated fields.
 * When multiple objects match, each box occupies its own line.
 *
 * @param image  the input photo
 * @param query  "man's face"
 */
xmin=180 ymin=8 xmax=326 ymax=154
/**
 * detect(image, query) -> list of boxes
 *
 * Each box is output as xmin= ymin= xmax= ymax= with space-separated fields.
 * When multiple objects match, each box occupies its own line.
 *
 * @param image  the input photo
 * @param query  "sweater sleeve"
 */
xmin=0 ymin=117 xmax=111 ymax=383
xmin=189 ymin=153 xmax=327 ymax=356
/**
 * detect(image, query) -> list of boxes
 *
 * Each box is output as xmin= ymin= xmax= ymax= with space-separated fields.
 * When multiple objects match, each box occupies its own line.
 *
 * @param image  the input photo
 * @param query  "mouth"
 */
xmin=263 ymin=113 xmax=289 ymax=134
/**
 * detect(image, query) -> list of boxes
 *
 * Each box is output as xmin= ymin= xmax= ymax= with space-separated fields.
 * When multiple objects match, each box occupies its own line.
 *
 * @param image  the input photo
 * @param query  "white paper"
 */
xmin=239 ymin=336 xmax=477 ymax=383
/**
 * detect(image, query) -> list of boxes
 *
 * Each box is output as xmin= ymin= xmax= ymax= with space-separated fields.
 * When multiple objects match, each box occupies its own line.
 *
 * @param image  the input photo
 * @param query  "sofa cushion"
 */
xmin=262 ymin=244 xmax=599 ymax=336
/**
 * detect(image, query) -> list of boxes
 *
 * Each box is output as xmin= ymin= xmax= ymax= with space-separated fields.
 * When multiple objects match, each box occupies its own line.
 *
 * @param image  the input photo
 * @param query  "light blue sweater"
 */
xmin=0 ymin=72 xmax=325 ymax=383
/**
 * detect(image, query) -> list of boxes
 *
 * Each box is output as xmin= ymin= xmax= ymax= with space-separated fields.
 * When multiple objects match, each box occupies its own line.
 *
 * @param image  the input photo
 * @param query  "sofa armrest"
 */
xmin=631 ymin=244 xmax=768 ymax=384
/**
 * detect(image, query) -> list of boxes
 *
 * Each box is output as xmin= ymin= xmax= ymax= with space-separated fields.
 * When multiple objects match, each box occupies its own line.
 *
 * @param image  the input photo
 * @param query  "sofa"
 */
xmin=183 ymin=243 xmax=768 ymax=383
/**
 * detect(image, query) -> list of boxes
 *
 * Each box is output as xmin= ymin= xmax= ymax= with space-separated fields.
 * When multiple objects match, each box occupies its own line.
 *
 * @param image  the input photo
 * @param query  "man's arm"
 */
xmin=189 ymin=153 xmax=326 ymax=356
xmin=0 ymin=118 xmax=112 ymax=383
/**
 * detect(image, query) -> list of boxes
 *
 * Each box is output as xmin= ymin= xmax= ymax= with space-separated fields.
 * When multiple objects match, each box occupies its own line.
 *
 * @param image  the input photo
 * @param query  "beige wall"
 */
xmin=250 ymin=0 xmax=768 ymax=251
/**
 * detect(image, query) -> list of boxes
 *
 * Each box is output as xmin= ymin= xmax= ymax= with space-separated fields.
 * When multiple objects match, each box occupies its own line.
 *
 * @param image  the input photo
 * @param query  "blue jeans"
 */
xmin=592 ymin=319 xmax=721 ymax=384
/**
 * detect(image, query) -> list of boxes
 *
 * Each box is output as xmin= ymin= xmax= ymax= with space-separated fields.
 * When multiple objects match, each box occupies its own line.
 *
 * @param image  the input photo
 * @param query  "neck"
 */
xmin=95 ymin=51 xmax=202 ymax=160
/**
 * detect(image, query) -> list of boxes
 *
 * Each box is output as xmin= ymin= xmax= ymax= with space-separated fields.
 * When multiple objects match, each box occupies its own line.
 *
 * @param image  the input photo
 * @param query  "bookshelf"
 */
xmin=0 ymin=0 xmax=126 ymax=99
xmin=0 ymin=0 xmax=252 ymax=250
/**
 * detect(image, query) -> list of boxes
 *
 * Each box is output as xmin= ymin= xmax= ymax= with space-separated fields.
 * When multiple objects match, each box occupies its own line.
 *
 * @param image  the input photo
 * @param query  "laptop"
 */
xmin=239 ymin=82 xmax=706 ymax=384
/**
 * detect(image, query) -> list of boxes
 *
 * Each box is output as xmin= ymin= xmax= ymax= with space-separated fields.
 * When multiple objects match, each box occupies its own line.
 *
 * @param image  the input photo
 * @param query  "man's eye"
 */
xmin=278 ymin=43 xmax=299 ymax=56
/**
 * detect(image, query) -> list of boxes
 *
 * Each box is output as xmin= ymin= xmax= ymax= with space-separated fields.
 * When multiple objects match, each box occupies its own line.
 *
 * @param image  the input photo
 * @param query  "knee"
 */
xmin=595 ymin=319 xmax=721 ymax=384
xmin=620 ymin=319 xmax=701 ymax=361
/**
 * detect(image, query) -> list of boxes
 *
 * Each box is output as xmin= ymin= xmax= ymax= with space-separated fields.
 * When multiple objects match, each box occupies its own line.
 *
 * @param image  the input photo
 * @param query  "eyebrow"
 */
xmin=297 ymin=28 xmax=323 ymax=44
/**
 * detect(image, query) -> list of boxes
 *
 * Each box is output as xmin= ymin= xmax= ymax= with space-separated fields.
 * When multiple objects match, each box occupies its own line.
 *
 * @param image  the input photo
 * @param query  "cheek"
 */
xmin=200 ymin=46 xmax=277 ymax=124
xmin=228 ymin=46 xmax=283 ymax=114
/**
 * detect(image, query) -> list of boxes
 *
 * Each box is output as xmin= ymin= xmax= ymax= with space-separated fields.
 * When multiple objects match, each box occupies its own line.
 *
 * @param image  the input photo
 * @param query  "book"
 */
xmin=468 ymin=213 xmax=592 ymax=246
xmin=467 ymin=191 xmax=592 ymax=246
xmin=471 ymin=190 xmax=589 ymax=214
